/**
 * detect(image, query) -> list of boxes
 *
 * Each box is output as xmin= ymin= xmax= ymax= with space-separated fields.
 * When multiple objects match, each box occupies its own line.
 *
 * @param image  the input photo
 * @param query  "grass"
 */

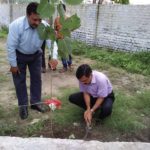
xmin=72 ymin=41 xmax=150 ymax=76
xmin=0 ymin=105 xmax=5 ymax=118
xmin=103 ymin=90 xmax=150 ymax=132
xmin=2 ymin=89 xmax=148 ymax=136
xmin=52 ymin=88 xmax=83 ymax=125
xmin=0 ymin=123 xmax=17 ymax=136
xmin=0 ymin=26 xmax=8 ymax=38
xmin=25 ymin=120 xmax=46 ymax=136
xmin=0 ymin=74 xmax=9 ymax=82
xmin=53 ymin=89 xmax=150 ymax=133
xmin=0 ymin=37 xmax=149 ymax=140
xmin=0 ymin=105 xmax=17 ymax=135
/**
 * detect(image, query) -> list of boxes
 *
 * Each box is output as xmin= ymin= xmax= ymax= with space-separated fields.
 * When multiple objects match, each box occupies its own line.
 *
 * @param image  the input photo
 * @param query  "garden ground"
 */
xmin=0 ymin=38 xmax=149 ymax=142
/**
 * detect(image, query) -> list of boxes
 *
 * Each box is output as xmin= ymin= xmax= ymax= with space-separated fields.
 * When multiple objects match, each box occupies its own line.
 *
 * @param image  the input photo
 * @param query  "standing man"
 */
xmin=7 ymin=2 xmax=50 ymax=119
xmin=69 ymin=64 xmax=115 ymax=125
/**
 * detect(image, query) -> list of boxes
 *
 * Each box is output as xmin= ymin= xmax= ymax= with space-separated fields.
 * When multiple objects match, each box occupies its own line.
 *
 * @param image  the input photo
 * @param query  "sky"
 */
xmin=130 ymin=0 xmax=150 ymax=4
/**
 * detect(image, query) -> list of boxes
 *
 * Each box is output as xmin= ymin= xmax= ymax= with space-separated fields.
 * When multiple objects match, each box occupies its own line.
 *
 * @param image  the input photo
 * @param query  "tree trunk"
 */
xmin=98 ymin=0 xmax=104 ymax=4
xmin=93 ymin=0 xmax=97 ymax=3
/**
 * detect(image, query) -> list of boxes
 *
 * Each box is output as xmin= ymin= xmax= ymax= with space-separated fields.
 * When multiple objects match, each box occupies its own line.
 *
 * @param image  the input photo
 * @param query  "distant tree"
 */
xmin=114 ymin=0 xmax=129 ymax=4
xmin=93 ymin=0 xmax=96 ymax=3
xmin=98 ymin=0 xmax=103 ymax=4
xmin=92 ymin=0 xmax=129 ymax=4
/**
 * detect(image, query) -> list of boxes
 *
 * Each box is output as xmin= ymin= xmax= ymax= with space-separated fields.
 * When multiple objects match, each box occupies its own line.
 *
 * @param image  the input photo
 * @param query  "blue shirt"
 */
xmin=7 ymin=16 xmax=47 ymax=67
xmin=79 ymin=71 xmax=113 ymax=98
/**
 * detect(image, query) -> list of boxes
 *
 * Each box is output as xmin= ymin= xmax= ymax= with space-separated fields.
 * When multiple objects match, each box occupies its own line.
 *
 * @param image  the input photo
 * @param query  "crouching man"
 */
xmin=69 ymin=64 xmax=115 ymax=125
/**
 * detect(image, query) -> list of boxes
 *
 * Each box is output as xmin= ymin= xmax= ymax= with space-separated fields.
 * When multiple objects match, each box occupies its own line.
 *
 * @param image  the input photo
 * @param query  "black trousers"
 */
xmin=12 ymin=50 xmax=42 ymax=106
xmin=41 ymin=40 xmax=46 ymax=69
xmin=69 ymin=91 xmax=115 ymax=119
xmin=61 ymin=54 xmax=72 ymax=69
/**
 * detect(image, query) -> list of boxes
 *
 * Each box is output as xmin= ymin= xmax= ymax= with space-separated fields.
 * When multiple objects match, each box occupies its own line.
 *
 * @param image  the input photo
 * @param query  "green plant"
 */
xmin=72 ymin=41 xmax=150 ymax=76
xmin=37 ymin=0 xmax=83 ymax=58
xmin=26 ymin=120 xmax=46 ymax=136
xmin=0 ymin=105 xmax=5 ymax=118
xmin=0 ymin=26 xmax=8 ymax=38
xmin=101 ymin=90 xmax=149 ymax=132
xmin=52 ymin=88 xmax=83 ymax=125
xmin=0 ymin=123 xmax=17 ymax=135
xmin=114 ymin=0 xmax=129 ymax=4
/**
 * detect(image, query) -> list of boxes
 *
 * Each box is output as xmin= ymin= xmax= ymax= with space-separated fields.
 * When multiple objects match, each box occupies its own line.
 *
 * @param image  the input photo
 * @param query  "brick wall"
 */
xmin=68 ymin=4 xmax=150 ymax=51
xmin=0 ymin=4 xmax=10 ymax=27
xmin=1 ymin=4 xmax=150 ymax=52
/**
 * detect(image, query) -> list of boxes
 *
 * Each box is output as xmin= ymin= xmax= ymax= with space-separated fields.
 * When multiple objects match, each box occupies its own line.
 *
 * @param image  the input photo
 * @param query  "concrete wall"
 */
xmin=0 ymin=3 xmax=150 ymax=52
xmin=0 ymin=4 xmax=26 ymax=27
xmin=68 ymin=4 xmax=150 ymax=51
xmin=0 ymin=4 xmax=10 ymax=26
xmin=0 ymin=137 xmax=150 ymax=150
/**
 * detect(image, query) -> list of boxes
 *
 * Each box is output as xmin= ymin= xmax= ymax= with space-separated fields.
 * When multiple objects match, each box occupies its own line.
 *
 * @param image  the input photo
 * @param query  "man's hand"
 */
xmin=10 ymin=66 xmax=20 ymax=75
xmin=48 ymin=59 xmax=58 ymax=70
xmin=84 ymin=109 xmax=92 ymax=125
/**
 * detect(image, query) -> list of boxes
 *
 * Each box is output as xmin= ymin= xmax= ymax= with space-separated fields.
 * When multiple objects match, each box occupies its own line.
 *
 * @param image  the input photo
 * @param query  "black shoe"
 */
xmin=31 ymin=104 xmax=45 ymax=113
xmin=19 ymin=106 xmax=28 ymax=120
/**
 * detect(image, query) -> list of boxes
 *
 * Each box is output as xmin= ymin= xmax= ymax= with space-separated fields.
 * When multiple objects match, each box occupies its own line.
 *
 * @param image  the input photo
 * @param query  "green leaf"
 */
xmin=65 ymin=37 xmax=72 ymax=52
xmin=62 ymin=14 xmax=81 ymax=31
xmin=37 ymin=0 xmax=55 ymax=18
xmin=51 ymin=0 xmax=59 ymax=3
xmin=57 ymin=3 xmax=65 ymax=19
xmin=58 ymin=14 xmax=81 ymax=38
xmin=47 ymin=26 xmax=56 ymax=41
xmin=60 ymin=28 xmax=71 ymax=37
xmin=64 ymin=0 xmax=83 ymax=5
xmin=57 ymin=37 xmax=72 ymax=58
xmin=37 ymin=23 xmax=48 ymax=40
xmin=37 ymin=23 xmax=56 ymax=40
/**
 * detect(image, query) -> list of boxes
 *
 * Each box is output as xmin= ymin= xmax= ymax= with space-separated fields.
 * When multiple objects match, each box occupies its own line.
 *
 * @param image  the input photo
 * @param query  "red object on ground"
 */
xmin=44 ymin=99 xmax=62 ymax=109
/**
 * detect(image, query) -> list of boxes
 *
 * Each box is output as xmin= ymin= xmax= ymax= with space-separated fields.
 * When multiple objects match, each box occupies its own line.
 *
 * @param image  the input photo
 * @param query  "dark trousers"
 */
xmin=61 ymin=54 xmax=72 ymax=69
xmin=69 ymin=91 xmax=115 ymax=119
xmin=12 ymin=50 xmax=42 ymax=106
xmin=41 ymin=40 xmax=46 ymax=69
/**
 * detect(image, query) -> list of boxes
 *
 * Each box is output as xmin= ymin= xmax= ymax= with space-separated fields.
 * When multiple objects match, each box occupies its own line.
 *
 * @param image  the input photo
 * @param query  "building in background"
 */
xmin=130 ymin=0 xmax=150 ymax=5
xmin=83 ymin=0 xmax=113 ymax=4
xmin=83 ymin=0 xmax=150 ymax=4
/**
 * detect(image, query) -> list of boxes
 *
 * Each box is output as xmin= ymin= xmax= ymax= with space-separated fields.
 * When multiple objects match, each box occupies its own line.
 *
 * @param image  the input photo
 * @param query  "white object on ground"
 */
xmin=49 ymin=103 xmax=56 ymax=111
xmin=69 ymin=134 xmax=75 ymax=139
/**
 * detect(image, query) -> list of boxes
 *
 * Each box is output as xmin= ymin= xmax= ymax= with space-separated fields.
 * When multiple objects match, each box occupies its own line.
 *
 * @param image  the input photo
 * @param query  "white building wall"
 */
xmin=0 ymin=3 xmax=150 ymax=51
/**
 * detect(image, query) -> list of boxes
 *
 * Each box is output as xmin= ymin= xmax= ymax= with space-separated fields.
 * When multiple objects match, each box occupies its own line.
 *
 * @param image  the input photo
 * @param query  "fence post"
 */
xmin=94 ymin=4 xmax=100 ymax=46
xmin=9 ymin=0 xmax=13 ymax=23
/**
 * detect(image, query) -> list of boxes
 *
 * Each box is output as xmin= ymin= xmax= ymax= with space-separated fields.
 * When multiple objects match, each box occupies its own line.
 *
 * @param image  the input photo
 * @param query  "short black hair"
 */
xmin=76 ymin=64 xmax=92 ymax=79
xmin=26 ymin=2 xmax=39 ymax=16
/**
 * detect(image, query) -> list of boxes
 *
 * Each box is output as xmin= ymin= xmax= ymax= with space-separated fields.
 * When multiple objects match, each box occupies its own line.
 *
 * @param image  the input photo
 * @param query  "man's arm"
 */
xmin=7 ymin=22 xmax=20 ymax=74
xmin=83 ymin=92 xmax=93 ymax=124
xmin=91 ymin=97 xmax=104 ymax=113
xmin=83 ymin=93 xmax=104 ymax=124
xmin=83 ymin=92 xmax=91 ymax=110
xmin=7 ymin=23 xmax=19 ymax=67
